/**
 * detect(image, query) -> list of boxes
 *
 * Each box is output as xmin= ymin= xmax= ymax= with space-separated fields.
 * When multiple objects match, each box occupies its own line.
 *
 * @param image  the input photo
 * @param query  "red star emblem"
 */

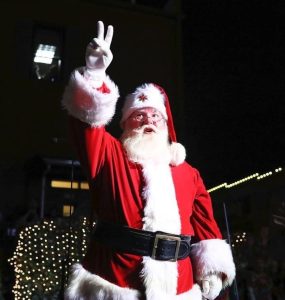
xmin=138 ymin=93 xmax=148 ymax=102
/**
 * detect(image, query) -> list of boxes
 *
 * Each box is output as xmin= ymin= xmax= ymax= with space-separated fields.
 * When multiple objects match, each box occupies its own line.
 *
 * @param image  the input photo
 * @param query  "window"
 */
xmin=31 ymin=25 xmax=64 ymax=82
xmin=63 ymin=205 xmax=74 ymax=217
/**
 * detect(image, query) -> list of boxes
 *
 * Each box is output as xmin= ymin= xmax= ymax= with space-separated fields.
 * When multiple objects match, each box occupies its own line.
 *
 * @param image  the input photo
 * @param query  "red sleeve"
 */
xmin=68 ymin=82 xmax=113 ymax=181
xmin=69 ymin=117 xmax=109 ymax=180
xmin=190 ymin=169 xmax=222 ymax=240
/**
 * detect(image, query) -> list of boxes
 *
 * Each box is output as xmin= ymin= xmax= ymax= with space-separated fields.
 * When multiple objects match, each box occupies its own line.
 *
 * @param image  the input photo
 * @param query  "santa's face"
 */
xmin=121 ymin=107 xmax=170 ymax=163
xmin=124 ymin=107 xmax=167 ymax=133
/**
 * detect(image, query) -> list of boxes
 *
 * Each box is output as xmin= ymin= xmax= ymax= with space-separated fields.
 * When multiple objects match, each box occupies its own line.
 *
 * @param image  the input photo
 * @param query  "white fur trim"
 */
xmin=141 ymin=162 xmax=180 ymax=234
xmin=170 ymin=142 xmax=186 ymax=166
xmin=140 ymin=162 xmax=181 ymax=298
xmin=65 ymin=264 xmax=202 ymax=300
xmin=141 ymin=257 xmax=178 ymax=299
xmin=121 ymin=83 xmax=167 ymax=123
xmin=64 ymin=263 xmax=140 ymax=300
xmin=191 ymin=239 xmax=236 ymax=288
xmin=176 ymin=284 xmax=202 ymax=300
xmin=62 ymin=68 xmax=119 ymax=127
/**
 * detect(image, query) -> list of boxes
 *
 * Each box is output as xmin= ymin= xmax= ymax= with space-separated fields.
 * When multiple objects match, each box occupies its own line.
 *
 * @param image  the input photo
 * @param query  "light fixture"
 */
xmin=34 ymin=44 xmax=56 ymax=64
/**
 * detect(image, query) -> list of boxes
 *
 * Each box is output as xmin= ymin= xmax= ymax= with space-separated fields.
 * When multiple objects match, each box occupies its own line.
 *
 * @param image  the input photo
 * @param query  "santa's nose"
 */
xmin=142 ymin=116 xmax=154 ymax=125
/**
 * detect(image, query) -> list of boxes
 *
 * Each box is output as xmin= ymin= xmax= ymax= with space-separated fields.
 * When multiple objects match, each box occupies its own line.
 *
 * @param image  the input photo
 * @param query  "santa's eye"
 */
xmin=133 ymin=113 xmax=145 ymax=121
xmin=130 ymin=111 xmax=163 ymax=122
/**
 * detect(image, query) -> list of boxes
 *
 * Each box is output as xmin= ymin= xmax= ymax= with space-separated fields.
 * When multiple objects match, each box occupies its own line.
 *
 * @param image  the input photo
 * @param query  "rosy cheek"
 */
xmin=125 ymin=119 xmax=141 ymax=130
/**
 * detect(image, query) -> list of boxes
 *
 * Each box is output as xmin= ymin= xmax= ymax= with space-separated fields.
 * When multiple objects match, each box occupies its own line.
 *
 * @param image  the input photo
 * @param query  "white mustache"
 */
xmin=132 ymin=124 xmax=158 ymax=134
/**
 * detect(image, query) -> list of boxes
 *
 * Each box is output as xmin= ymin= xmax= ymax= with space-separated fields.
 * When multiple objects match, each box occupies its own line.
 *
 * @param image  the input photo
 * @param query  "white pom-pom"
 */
xmin=169 ymin=142 xmax=186 ymax=166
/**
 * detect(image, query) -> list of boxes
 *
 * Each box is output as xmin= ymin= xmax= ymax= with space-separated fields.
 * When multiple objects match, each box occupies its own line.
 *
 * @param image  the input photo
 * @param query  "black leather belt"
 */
xmin=92 ymin=221 xmax=191 ymax=262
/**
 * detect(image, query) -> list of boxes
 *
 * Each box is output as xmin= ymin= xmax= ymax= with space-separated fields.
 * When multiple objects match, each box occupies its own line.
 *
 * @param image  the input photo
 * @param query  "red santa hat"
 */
xmin=121 ymin=83 xmax=186 ymax=165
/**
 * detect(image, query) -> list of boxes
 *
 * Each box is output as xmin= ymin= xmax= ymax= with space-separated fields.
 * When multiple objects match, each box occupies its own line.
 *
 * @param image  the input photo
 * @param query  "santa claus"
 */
xmin=62 ymin=21 xmax=235 ymax=300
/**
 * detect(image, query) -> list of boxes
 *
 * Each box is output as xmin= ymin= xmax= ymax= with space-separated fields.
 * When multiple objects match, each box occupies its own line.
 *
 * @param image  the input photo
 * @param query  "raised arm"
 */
xmin=62 ymin=21 xmax=120 ymax=178
xmin=62 ymin=21 xmax=119 ymax=127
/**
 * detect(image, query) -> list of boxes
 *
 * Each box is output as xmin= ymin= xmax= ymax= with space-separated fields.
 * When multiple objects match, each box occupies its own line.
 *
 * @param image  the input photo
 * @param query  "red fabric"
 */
xmin=152 ymin=83 xmax=177 ymax=142
xmin=69 ymin=116 xmax=222 ymax=295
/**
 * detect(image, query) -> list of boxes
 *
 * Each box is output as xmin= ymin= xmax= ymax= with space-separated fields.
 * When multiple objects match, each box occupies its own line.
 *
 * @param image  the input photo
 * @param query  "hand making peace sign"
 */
xmin=85 ymin=21 xmax=114 ymax=73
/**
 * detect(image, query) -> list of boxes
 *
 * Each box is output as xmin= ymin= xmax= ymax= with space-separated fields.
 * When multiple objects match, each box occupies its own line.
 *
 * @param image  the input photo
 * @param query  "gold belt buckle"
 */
xmin=151 ymin=233 xmax=181 ymax=262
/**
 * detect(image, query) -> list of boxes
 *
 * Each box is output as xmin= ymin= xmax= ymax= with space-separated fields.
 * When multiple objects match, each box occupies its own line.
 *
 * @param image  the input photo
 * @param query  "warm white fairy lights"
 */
xmin=231 ymin=232 xmax=247 ymax=247
xmin=207 ymin=183 xmax=227 ymax=193
xmin=8 ymin=218 xmax=90 ymax=299
xmin=208 ymin=166 xmax=283 ymax=193
xmin=257 ymin=171 xmax=272 ymax=180
xmin=225 ymin=173 xmax=260 ymax=188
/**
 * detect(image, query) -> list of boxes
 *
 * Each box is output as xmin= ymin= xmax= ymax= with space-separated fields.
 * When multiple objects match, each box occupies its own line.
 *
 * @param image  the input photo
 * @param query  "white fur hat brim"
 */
xmin=121 ymin=83 xmax=167 ymax=123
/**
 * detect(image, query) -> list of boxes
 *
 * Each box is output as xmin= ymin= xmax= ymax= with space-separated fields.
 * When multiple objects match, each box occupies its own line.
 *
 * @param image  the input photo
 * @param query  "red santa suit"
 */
xmin=62 ymin=68 xmax=235 ymax=300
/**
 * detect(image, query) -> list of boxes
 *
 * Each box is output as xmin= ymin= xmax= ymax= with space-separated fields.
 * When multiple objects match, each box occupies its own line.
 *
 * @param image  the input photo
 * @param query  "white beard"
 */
xmin=121 ymin=125 xmax=171 ymax=164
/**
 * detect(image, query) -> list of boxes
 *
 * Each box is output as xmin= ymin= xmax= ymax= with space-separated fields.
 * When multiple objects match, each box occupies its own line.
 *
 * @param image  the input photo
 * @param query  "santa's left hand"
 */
xmin=200 ymin=274 xmax=223 ymax=300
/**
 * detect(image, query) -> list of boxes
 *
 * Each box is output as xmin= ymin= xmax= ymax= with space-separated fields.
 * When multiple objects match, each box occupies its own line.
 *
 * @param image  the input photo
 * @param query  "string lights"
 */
xmin=9 ymin=218 xmax=90 ymax=299
xmin=257 ymin=172 xmax=272 ymax=180
xmin=208 ymin=166 xmax=283 ymax=193
xmin=52 ymin=167 xmax=283 ymax=194
xmin=207 ymin=183 xmax=227 ymax=193
xmin=231 ymin=232 xmax=247 ymax=248
xmin=9 ymin=165 xmax=283 ymax=298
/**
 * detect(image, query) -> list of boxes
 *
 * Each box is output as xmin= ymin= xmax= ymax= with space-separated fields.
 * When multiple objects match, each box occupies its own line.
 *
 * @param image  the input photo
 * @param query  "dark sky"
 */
xmin=2 ymin=1 xmax=283 ymax=190
xmin=181 ymin=1 xmax=284 ymax=187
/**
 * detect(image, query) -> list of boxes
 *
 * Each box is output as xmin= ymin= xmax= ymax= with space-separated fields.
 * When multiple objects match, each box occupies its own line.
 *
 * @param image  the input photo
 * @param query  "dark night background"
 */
xmin=0 ymin=1 xmax=284 ymax=299
xmin=0 ymin=0 xmax=284 ymax=188
xmin=182 ymin=0 xmax=284 ymax=187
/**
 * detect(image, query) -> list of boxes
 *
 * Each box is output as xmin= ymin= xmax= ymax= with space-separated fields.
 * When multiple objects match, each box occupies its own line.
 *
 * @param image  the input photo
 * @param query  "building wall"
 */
xmin=0 ymin=1 xmax=184 ymax=164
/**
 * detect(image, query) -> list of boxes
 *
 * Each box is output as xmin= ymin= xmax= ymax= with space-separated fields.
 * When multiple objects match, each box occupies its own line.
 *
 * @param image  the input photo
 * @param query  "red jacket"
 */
xmin=63 ymin=69 xmax=235 ymax=300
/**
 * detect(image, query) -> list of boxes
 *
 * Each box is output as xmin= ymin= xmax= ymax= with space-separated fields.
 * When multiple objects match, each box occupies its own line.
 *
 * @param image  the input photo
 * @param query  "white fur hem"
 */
xmin=139 ymin=283 xmax=202 ymax=300
xmin=176 ymin=284 xmax=202 ymax=300
xmin=62 ymin=67 xmax=119 ymax=127
xmin=64 ymin=263 xmax=140 ymax=300
xmin=191 ymin=239 xmax=236 ymax=287
xmin=65 ymin=264 xmax=202 ymax=300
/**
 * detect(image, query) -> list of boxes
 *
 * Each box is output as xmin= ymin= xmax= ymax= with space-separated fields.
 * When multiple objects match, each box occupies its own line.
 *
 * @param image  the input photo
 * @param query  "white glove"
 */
xmin=201 ymin=274 xmax=223 ymax=300
xmin=84 ymin=20 xmax=114 ymax=87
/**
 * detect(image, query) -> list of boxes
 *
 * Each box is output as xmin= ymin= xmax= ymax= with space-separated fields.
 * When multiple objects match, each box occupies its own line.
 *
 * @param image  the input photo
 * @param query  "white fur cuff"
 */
xmin=191 ymin=239 xmax=236 ymax=288
xmin=62 ymin=68 xmax=120 ymax=127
